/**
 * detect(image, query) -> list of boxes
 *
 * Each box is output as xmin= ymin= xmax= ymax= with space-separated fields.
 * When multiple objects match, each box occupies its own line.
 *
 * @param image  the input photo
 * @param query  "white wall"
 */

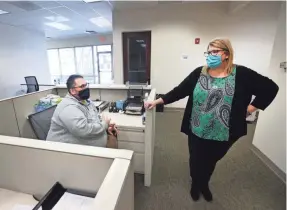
xmin=113 ymin=1 xmax=281 ymax=107
xmin=0 ymin=24 xmax=51 ymax=99
xmin=46 ymin=34 xmax=113 ymax=49
xmin=252 ymin=3 xmax=286 ymax=173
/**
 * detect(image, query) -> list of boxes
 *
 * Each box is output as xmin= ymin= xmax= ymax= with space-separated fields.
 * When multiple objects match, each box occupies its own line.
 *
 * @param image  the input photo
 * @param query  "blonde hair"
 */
xmin=203 ymin=38 xmax=234 ymax=74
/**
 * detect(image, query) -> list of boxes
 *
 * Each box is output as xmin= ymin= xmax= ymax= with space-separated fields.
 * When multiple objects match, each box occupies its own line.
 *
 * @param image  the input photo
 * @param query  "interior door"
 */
xmin=122 ymin=31 xmax=151 ymax=84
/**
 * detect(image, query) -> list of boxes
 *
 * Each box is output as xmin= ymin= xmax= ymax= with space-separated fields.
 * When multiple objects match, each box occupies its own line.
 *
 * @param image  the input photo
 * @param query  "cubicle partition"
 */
xmin=0 ymin=136 xmax=134 ymax=210
xmin=56 ymin=84 xmax=151 ymax=102
xmin=0 ymin=88 xmax=57 ymax=138
xmin=13 ymin=88 xmax=57 ymax=139
xmin=57 ymin=87 xmax=100 ymax=99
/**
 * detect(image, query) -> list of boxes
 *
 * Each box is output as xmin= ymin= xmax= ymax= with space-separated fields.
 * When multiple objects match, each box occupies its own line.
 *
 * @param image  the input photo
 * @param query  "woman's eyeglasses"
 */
xmin=73 ymin=83 xmax=89 ymax=89
xmin=204 ymin=50 xmax=227 ymax=57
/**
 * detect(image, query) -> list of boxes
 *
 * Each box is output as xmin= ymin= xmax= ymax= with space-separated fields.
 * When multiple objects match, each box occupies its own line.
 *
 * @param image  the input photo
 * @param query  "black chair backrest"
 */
xmin=28 ymin=105 xmax=57 ymax=140
xmin=25 ymin=76 xmax=39 ymax=93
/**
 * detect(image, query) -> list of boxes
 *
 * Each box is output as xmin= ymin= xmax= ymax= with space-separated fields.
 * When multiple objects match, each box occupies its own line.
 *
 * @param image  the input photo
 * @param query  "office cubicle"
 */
xmin=0 ymin=135 xmax=134 ymax=210
xmin=0 ymin=85 xmax=156 ymax=187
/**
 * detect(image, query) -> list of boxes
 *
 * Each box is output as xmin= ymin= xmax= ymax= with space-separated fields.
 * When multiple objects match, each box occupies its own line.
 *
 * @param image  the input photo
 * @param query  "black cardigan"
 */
xmin=162 ymin=65 xmax=279 ymax=141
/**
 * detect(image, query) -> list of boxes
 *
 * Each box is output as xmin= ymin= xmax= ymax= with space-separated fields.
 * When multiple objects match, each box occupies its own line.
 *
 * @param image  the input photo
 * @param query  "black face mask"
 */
xmin=77 ymin=88 xmax=90 ymax=100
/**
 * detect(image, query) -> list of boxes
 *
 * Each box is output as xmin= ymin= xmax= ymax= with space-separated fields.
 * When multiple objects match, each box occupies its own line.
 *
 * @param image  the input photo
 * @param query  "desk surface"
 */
xmin=0 ymin=188 xmax=37 ymax=209
xmin=102 ymin=109 xmax=145 ymax=131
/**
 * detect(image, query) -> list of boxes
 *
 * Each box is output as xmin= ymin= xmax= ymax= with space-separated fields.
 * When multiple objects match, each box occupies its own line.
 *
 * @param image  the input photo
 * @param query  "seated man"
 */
xmin=47 ymin=75 xmax=113 ymax=147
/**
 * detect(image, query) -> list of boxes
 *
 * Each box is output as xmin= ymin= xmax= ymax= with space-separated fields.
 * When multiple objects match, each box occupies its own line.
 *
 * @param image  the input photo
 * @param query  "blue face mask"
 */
xmin=206 ymin=55 xmax=222 ymax=68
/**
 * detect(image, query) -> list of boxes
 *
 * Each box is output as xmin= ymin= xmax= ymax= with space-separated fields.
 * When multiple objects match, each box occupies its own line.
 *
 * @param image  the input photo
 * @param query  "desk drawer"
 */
xmin=133 ymin=153 xmax=145 ymax=174
xmin=118 ymin=130 xmax=144 ymax=143
xmin=118 ymin=142 xmax=144 ymax=154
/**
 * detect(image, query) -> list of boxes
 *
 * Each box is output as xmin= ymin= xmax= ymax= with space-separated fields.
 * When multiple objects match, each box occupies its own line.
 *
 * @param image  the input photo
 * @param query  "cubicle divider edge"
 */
xmin=0 ymin=99 xmax=20 ymax=137
xmin=144 ymin=89 xmax=156 ymax=187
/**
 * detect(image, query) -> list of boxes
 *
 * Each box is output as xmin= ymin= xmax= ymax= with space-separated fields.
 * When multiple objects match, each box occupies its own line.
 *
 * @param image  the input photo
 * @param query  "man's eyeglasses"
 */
xmin=73 ymin=83 xmax=89 ymax=89
xmin=204 ymin=50 xmax=227 ymax=57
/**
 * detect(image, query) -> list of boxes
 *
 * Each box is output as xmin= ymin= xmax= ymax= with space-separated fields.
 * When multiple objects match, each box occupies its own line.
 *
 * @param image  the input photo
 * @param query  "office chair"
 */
xmin=25 ymin=76 xmax=39 ymax=93
xmin=28 ymin=105 xmax=57 ymax=140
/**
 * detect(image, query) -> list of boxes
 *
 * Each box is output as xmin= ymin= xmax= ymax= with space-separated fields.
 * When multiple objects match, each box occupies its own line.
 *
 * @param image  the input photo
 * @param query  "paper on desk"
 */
xmin=52 ymin=192 xmax=94 ymax=210
xmin=12 ymin=205 xmax=42 ymax=210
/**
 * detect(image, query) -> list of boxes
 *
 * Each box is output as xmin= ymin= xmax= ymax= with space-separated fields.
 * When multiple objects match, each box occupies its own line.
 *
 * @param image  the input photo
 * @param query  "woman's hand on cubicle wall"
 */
xmin=145 ymin=101 xmax=156 ymax=110
xmin=144 ymin=98 xmax=164 ymax=110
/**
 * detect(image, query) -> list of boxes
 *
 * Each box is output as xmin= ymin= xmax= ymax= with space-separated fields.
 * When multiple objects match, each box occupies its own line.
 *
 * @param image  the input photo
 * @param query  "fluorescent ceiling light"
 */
xmin=90 ymin=17 xmax=111 ymax=27
xmin=45 ymin=22 xmax=72 ymax=31
xmin=45 ymin=16 xmax=69 ymax=22
xmin=0 ymin=9 xmax=9 ymax=15
xmin=83 ymin=0 xmax=102 ymax=3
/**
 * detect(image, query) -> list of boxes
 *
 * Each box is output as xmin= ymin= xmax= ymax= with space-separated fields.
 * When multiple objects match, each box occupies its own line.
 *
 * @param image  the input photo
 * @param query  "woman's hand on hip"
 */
xmin=247 ymin=104 xmax=258 ymax=116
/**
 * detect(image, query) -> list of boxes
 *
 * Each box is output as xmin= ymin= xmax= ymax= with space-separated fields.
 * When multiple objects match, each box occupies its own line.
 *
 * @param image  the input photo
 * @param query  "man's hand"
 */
xmin=109 ymin=121 xmax=116 ymax=127
xmin=102 ymin=115 xmax=111 ymax=125
xmin=108 ymin=124 xmax=118 ymax=136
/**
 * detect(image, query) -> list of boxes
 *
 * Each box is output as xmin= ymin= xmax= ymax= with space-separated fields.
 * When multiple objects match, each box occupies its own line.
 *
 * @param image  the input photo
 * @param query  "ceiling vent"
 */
xmin=86 ymin=30 xmax=98 ymax=34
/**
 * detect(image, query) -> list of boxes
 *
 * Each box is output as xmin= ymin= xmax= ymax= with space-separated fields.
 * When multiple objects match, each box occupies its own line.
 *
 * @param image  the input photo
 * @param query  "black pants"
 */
xmin=188 ymin=133 xmax=235 ymax=189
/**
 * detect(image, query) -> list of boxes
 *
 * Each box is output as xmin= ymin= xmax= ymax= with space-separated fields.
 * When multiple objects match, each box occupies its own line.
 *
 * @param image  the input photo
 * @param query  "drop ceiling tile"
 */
xmin=90 ymin=1 xmax=112 ymax=14
xmin=8 ymin=1 xmax=42 ymax=11
xmin=0 ymin=1 xmax=27 ymax=13
xmin=58 ymin=1 xmax=101 ymax=19
xmin=32 ymin=1 xmax=63 ymax=9
xmin=49 ymin=6 xmax=84 ymax=21
xmin=0 ymin=9 xmax=54 ymax=26
xmin=0 ymin=0 xmax=112 ymax=39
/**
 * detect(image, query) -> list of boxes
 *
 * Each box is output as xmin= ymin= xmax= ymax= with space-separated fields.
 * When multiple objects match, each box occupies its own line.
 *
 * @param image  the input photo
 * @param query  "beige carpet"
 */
xmin=135 ymin=111 xmax=286 ymax=210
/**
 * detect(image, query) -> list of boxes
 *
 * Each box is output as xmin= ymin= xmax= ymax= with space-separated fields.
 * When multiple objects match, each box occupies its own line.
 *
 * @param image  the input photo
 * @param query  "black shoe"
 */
xmin=201 ymin=186 xmax=213 ymax=202
xmin=190 ymin=186 xmax=200 ymax=201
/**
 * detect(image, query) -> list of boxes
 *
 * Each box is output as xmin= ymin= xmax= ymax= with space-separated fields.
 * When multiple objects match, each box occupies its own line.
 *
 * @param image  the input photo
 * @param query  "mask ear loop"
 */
xmin=224 ymin=50 xmax=230 ymax=61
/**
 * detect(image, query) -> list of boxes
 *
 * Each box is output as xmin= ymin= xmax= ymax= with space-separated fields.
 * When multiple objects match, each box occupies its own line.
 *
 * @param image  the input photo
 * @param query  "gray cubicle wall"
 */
xmin=0 ymin=99 xmax=20 ymax=137
xmin=0 ymin=136 xmax=134 ymax=210
xmin=0 ymin=136 xmax=115 ymax=197
xmin=57 ymin=88 xmax=101 ymax=100
xmin=56 ymin=88 xmax=150 ymax=102
xmin=12 ymin=88 xmax=57 ymax=139
xmin=0 ymin=87 xmax=151 ymax=140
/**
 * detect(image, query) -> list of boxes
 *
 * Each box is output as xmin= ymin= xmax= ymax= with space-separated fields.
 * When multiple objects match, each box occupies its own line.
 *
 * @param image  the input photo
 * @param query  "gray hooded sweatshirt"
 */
xmin=46 ymin=94 xmax=108 ymax=147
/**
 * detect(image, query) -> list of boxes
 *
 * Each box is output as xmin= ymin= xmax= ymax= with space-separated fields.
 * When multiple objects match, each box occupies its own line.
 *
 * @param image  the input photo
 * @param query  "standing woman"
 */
xmin=145 ymin=38 xmax=278 ymax=202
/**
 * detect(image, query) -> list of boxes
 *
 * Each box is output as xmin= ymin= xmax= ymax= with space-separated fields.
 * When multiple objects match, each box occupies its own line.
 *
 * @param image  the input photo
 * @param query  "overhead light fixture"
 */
xmin=90 ymin=17 xmax=111 ymax=28
xmin=45 ymin=16 xmax=69 ymax=22
xmin=83 ymin=0 xmax=102 ymax=3
xmin=0 ymin=9 xmax=9 ymax=15
xmin=45 ymin=22 xmax=72 ymax=31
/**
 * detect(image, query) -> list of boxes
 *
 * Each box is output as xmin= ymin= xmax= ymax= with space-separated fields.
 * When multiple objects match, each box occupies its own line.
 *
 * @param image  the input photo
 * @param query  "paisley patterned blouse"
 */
xmin=190 ymin=67 xmax=237 ymax=141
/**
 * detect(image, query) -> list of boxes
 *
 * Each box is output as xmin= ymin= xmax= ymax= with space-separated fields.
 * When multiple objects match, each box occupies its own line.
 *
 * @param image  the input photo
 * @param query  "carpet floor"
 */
xmin=135 ymin=111 xmax=286 ymax=210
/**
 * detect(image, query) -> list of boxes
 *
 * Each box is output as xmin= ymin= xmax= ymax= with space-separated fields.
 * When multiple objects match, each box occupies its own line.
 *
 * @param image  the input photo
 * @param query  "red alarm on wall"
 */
xmin=195 ymin=38 xmax=200 ymax=44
